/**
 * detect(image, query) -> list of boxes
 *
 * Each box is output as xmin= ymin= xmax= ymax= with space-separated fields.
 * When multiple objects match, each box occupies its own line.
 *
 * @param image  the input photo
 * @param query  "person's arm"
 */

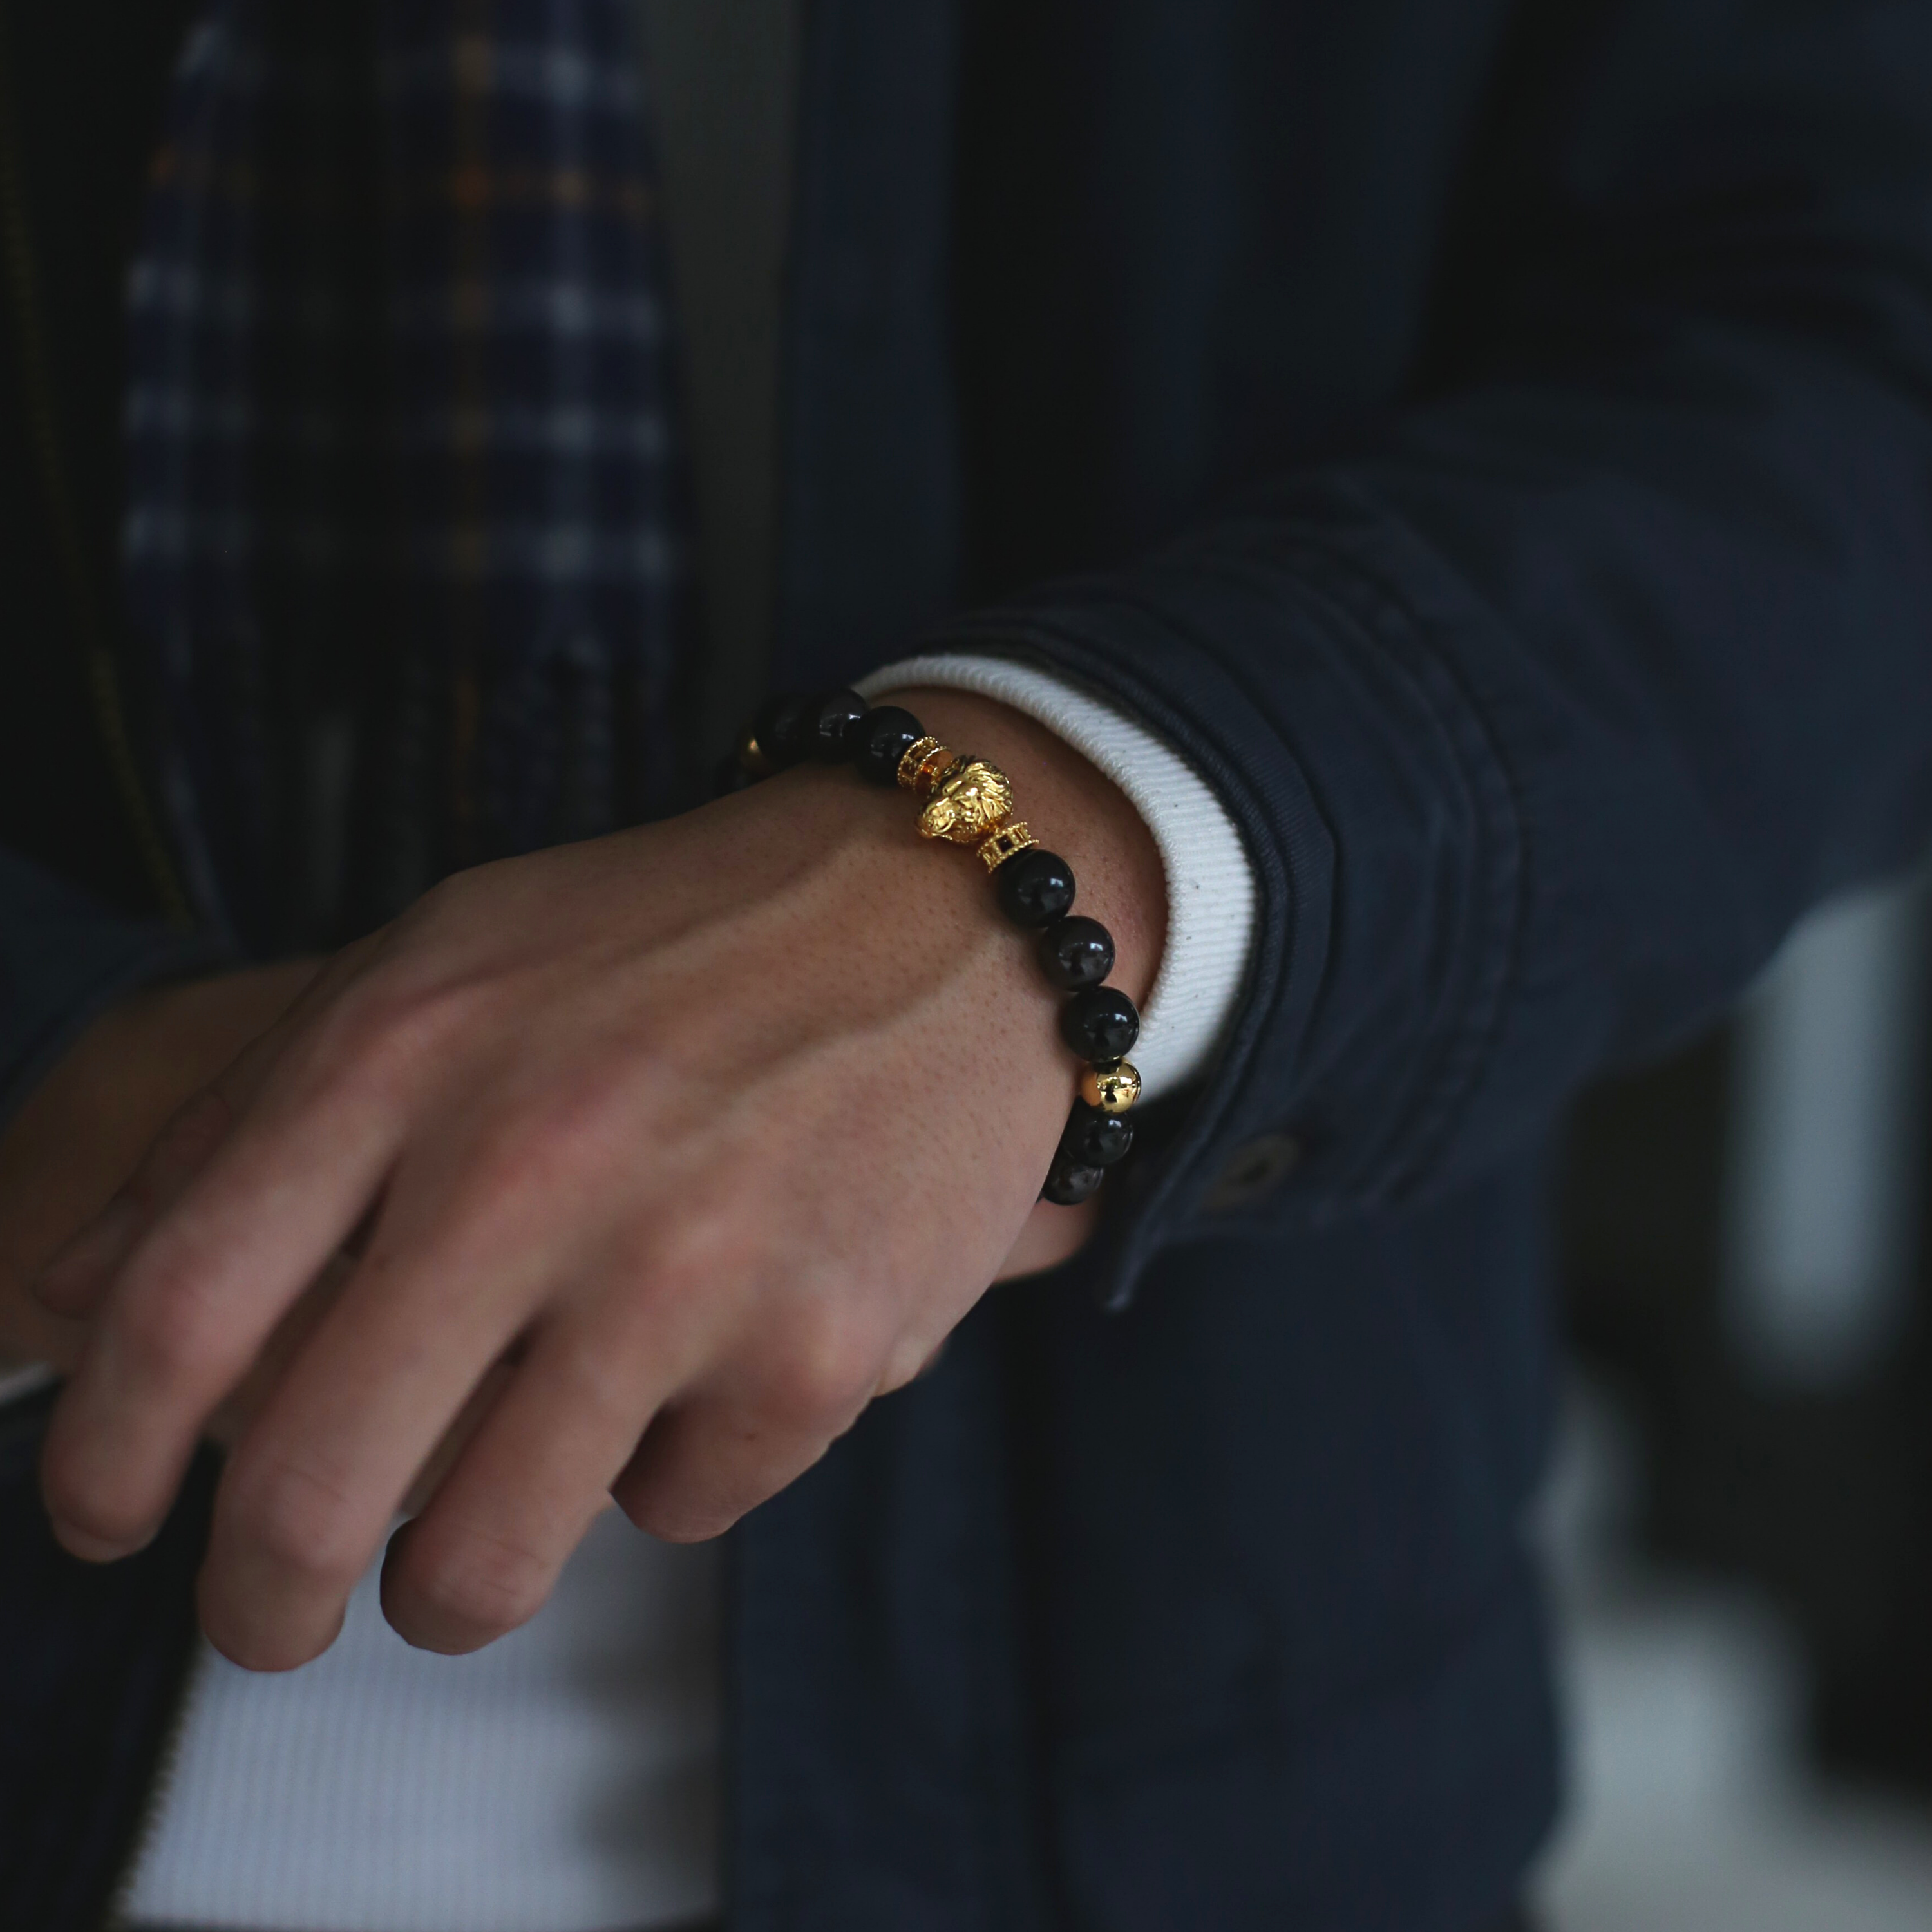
xmin=33 ymin=0 xmax=1932 ymax=1672
xmin=921 ymin=0 xmax=1932 ymax=1264
xmin=33 ymin=690 xmax=1165 ymax=1669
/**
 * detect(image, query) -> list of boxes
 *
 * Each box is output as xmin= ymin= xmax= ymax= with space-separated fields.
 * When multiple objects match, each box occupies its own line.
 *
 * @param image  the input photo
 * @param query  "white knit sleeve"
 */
xmin=856 ymin=656 xmax=1256 ymax=1102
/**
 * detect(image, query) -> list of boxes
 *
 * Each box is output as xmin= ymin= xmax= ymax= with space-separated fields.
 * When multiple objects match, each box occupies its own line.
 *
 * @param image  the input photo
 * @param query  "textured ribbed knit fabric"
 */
xmin=120 ymin=1510 xmax=723 ymax=1932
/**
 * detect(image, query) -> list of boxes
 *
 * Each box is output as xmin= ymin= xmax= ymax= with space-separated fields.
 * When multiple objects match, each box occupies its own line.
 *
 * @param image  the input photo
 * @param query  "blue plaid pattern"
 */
xmin=124 ymin=0 xmax=690 ymax=950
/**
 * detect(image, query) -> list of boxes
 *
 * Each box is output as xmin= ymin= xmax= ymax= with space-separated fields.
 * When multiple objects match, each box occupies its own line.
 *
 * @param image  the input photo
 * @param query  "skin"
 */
xmin=14 ymin=690 xmax=1163 ymax=1671
xmin=0 ymin=958 xmax=322 ymax=1380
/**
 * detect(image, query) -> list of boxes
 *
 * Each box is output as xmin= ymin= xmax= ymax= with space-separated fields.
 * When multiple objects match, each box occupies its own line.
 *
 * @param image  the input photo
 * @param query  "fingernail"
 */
xmin=32 ymin=1196 xmax=142 ymax=1317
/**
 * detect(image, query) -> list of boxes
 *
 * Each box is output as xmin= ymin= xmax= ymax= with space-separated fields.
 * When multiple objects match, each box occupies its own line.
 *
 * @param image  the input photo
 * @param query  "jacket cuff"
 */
xmin=856 ymin=654 xmax=1256 ymax=1103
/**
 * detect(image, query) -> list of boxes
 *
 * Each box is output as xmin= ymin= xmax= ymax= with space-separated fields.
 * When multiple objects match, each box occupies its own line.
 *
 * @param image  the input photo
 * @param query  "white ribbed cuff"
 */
xmin=857 ymin=656 xmax=1256 ymax=1101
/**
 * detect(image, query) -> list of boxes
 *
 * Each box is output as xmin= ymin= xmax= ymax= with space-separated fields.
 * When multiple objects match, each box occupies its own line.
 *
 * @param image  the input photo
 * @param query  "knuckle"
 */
xmin=41 ymin=1454 xmax=160 ymax=1552
xmin=475 ymin=1070 xmax=645 ymax=1206
xmin=112 ymin=1244 xmax=226 ymax=1388
xmin=759 ymin=1308 xmax=882 ymax=1432
xmin=406 ymin=1525 xmax=554 ymax=1636
xmin=627 ymin=1494 xmax=738 ymax=1545
xmin=130 ymin=1092 xmax=233 ymax=1209
xmin=222 ymin=1453 xmax=370 ymax=1590
xmin=310 ymin=971 xmax=493 ymax=1096
xmin=616 ymin=1437 xmax=753 ymax=1545
xmin=627 ymin=1212 xmax=750 ymax=1309
xmin=464 ymin=1108 xmax=591 ymax=1207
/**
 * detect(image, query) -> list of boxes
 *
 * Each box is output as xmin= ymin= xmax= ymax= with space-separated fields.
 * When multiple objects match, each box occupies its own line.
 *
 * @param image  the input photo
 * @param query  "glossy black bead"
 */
xmin=809 ymin=688 xmax=869 ymax=761
xmin=1061 ymin=985 xmax=1140 ymax=1061
xmin=1061 ymin=1103 xmax=1134 ymax=1169
xmin=1037 ymin=915 xmax=1115 ymax=990
xmin=710 ymin=750 xmax=756 ymax=798
xmin=753 ymin=693 xmax=814 ymax=766
xmin=994 ymin=848 xmax=1075 ymax=927
xmin=848 ymin=705 xmax=925 ymax=785
xmin=1041 ymin=1157 xmax=1106 ymax=1206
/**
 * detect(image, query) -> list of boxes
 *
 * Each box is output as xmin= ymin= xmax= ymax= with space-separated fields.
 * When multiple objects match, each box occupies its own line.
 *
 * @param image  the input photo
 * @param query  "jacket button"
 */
xmin=1203 ymin=1133 xmax=1303 ymax=1211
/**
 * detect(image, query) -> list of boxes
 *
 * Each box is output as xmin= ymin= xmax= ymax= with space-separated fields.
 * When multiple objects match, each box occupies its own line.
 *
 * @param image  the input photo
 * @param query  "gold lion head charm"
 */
xmin=918 ymin=758 xmax=1015 ymax=844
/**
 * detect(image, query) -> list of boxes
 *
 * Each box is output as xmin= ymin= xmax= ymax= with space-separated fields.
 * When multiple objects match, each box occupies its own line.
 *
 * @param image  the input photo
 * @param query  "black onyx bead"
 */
xmin=1061 ymin=985 xmax=1140 ymax=1061
xmin=848 ymin=705 xmax=925 ymax=786
xmin=753 ymin=694 xmax=814 ymax=766
xmin=1041 ymin=1157 xmax=1106 ymax=1207
xmin=809 ymin=688 xmax=869 ymax=761
xmin=994 ymin=848 xmax=1075 ymax=928
xmin=1061 ymin=1103 xmax=1134 ymax=1169
xmin=1037 ymin=916 xmax=1115 ymax=990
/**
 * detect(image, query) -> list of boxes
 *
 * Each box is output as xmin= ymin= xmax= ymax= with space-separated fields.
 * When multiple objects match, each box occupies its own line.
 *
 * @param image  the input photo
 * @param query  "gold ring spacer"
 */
xmin=897 ymin=735 xmax=950 ymax=792
xmin=977 ymin=822 xmax=1037 ymax=871
xmin=911 ymin=743 xmax=959 ymax=795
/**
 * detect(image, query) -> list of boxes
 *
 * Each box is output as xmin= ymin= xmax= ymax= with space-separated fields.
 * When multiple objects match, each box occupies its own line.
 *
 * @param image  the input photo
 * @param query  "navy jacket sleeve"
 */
xmin=0 ymin=849 xmax=222 ymax=1130
xmin=941 ymin=0 xmax=1932 ymax=1275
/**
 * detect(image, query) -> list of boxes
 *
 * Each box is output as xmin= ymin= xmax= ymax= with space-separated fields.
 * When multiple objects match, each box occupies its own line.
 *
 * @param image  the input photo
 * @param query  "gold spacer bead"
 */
xmin=914 ymin=749 xmax=960 ymax=795
xmin=898 ymin=736 xmax=954 ymax=794
xmin=896 ymin=735 xmax=942 ymax=789
xmin=977 ymin=822 xmax=1037 ymax=871
xmin=737 ymin=725 xmax=776 ymax=779
xmin=1079 ymin=1061 xmax=1142 ymax=1115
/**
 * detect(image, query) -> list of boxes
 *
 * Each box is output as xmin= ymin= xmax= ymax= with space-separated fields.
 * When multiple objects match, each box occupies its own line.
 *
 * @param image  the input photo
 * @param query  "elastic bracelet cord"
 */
xmin=716 ymin=687 xmax=1142 ymax=1206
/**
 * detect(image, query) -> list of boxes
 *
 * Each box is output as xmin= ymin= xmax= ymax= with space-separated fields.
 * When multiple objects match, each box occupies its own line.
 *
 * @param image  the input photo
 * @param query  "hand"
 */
xmin=34 ymin=691 xmax=1164 ymax=1670
xmin=3 ymin=961 xmax=523 ymax=1504
xmin=1 ymin=960 xmax=320 ymax=1376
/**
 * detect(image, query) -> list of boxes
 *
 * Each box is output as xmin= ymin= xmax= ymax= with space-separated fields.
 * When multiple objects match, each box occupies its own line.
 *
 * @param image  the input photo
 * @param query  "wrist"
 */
xmin=721 ymin=683 xmax=1166 ymax=1217
xmin=870 ymin=687 xmax=1167 ymax=1008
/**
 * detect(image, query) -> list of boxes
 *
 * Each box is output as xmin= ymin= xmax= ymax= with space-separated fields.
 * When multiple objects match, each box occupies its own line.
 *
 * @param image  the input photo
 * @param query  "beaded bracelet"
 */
xmin=716 ymin=687 xmax=1142 ymax=1206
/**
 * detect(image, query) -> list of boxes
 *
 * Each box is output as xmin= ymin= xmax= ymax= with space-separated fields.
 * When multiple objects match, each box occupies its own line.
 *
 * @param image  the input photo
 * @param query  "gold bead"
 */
xmin=1079 ymin=1061 xmax=1142 ymax=1115
xmin=737 ymin=725 xmax=776 ymax=778
xmin=914 ymin=747 xmax=961 ymax=797
xmin=896 ymin=736 xmax=937 ymax=788
xmin=977 ymin=821 xmax=1037 ymax=871
xmin=918 ymin=759 xmax=1016 ymax=844
xmin=898 ymin=736 xmax=953 ymax=794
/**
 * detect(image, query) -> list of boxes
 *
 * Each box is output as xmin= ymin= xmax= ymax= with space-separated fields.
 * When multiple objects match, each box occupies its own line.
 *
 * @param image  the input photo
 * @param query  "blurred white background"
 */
xmin=1530 ymin=1379 xmax=1932 ymax=1932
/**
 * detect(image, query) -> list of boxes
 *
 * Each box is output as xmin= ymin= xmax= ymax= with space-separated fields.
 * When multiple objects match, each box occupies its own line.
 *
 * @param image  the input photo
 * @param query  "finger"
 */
xmin=378 ymin=1312 xmax=668 ymax=1655
xmin=201 ymin=1250 xmax=359 ymax=1452
xmin=610 ymin=1397 xmax=846 ymax=1548
xmin=200 ymin=1353 xmax=524 ymax=1672
xmin=396 ymin=1354 xmax=521 ymax=1520
xmin=32 ymin=942 xmax=376 ymax=1322
xmin=609 ymin=1305 xmax=888 ymax=1545
xmin=37 ymin=989 xmax=414 ymax=1564
xmin=33 ymin=1090 xmax=235 ymax=1320
xmin=192 ymin=1159 xmax=586 ymax=1669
